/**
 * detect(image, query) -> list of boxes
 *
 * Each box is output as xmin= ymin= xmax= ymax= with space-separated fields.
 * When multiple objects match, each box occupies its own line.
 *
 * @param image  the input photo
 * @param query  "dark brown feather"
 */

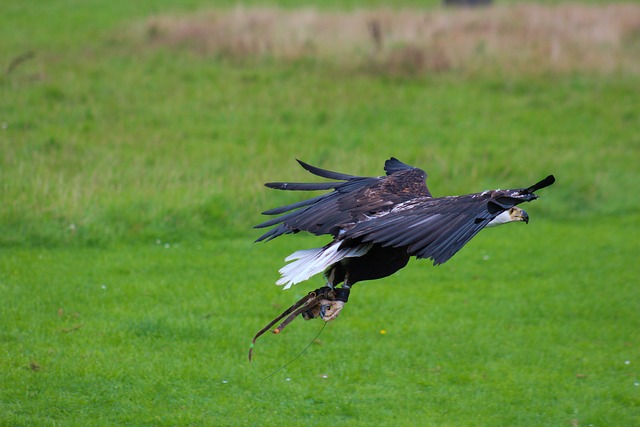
xmin=255 ymin=158 xmax=431 ymax=242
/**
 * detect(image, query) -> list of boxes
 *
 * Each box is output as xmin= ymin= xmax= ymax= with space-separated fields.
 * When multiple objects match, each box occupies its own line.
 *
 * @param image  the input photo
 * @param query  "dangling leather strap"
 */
xmin=249 ymin=286 xmax=336 ymax=361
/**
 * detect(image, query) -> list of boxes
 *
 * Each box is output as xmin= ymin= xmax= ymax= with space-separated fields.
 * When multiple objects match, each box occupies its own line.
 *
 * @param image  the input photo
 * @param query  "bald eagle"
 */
xmin=255 ymin=158 xmax=555 ymax=323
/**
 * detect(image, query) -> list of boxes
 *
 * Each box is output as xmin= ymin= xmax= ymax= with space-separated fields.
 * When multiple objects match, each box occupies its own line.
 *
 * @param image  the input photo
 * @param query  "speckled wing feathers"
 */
xmin=256 ymin=159 xmax=554 ymax=264
xmin=254 ymin=158 xmax=431 ymax=242
xmin=345 ymin=184 xmax=550 ymax=265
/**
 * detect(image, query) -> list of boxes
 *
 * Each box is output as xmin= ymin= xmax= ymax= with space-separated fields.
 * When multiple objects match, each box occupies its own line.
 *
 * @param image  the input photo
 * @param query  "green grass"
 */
xmin=1 ymin=1 xmax=640 ymax=425
xmin=3 ymin=54 xmax=638 ymax=246
xmin=2 ymin=223 xmax=639 ymax=425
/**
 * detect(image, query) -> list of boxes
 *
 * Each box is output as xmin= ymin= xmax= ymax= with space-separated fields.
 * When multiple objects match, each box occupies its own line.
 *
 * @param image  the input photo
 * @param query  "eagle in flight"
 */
xmin=254 ymin=158 xmax=555 ymax=326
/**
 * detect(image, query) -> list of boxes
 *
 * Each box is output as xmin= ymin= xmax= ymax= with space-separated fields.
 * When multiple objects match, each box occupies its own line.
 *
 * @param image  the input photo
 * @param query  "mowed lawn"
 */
xmin=1 ymin=1 xmax=639 ymax=426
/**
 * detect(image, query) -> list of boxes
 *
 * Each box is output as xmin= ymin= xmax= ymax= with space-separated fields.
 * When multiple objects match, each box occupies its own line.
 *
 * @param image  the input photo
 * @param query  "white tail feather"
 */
xmin=276 ymin=242 xmax=372 ymax=289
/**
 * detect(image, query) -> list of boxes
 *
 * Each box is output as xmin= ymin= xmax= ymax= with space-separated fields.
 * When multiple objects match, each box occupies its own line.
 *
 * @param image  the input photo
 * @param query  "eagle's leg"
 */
xmin=319 ymin=273 xmax=351 ymax=322
xmin=301 ymin=274 xmax=351 ymax=322
xmin=323 ymin=270 xmax=335 ymax=288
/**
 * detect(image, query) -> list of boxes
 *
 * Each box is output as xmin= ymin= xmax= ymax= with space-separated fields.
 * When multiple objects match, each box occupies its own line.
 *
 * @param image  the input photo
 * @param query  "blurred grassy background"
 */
xmin=1 ymin=1 xmax=639 ymax=246
xmin=1 ymin=1 xmax=639 ymax=425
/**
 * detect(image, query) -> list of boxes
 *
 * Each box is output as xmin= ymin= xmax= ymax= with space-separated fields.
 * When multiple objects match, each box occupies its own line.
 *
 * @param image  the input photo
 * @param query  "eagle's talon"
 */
xmin=320 ymin=300 xmax=345 ymax=322
xmin=301 ymin=296 xmax=346 ymax=322
xmin=319 ymin=304 xmax=328 ymax=319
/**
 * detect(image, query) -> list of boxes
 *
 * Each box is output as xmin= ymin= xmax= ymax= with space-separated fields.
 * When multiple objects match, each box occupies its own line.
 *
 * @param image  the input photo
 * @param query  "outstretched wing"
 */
xmin=345 ymin=175 xmax=555 ymax=265
xmin=255 ymin=158 xmax=432 ymax=242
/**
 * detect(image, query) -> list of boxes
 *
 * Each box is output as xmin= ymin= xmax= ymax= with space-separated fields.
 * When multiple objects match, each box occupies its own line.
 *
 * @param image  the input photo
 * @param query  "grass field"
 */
xmin=1 ymin=1 xmax=639 ymax=425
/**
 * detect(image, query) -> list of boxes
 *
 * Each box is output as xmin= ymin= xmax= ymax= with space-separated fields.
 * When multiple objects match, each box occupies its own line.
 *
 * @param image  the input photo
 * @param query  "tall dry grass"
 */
xmin=142 ymin=4 xmax=640 ymax=75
